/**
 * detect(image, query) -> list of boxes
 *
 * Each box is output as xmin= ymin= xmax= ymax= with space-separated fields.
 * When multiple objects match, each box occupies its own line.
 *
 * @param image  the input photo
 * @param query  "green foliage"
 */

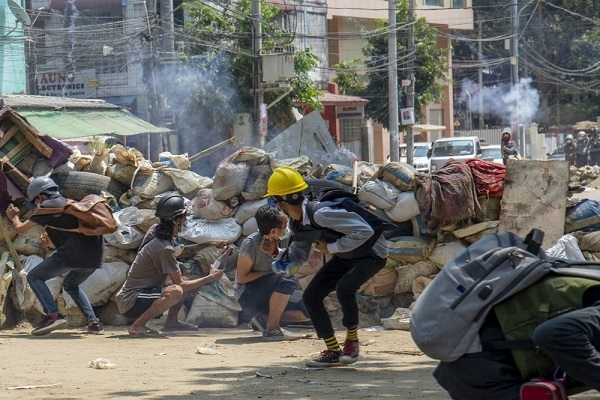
xmin=181 ymin=0 xmax=321 ymax=131
xmin=333 ymin=60 xmax=364 ymax=96
xmin=361 ymin=0 xmax=447 ymax=129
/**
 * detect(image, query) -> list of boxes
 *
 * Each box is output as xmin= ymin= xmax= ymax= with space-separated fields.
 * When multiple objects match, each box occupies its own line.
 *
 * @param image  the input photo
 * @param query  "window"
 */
xmin=452 ymin=0 xmax=464 ymax=8
xmin=425 ymin=0 xmax=442 ymax=6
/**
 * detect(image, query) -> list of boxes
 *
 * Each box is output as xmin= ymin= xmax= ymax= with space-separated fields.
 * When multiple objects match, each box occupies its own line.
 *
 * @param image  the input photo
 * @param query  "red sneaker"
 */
xmin=340 ymin=339 xmax=359 ymax=364
xmin=31 ymin=314 xmax=68 ymax=336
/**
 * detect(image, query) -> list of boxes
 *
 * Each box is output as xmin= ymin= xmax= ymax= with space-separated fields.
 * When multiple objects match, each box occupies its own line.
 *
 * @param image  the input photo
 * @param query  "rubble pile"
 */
xmin=1 ymin=132 xmax=598 ymax=332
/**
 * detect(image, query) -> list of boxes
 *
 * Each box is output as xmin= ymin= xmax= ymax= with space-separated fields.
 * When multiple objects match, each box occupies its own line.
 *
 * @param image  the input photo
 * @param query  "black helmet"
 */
xmin=155 ymin=193 xmax=187 ymax=219
xmin=27 ymin=176 xmax=59 ymax=208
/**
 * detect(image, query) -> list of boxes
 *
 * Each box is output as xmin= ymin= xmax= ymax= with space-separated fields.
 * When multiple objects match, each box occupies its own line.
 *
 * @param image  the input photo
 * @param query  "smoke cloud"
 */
xmin=459 ymin=77 xmax=540 ymax=127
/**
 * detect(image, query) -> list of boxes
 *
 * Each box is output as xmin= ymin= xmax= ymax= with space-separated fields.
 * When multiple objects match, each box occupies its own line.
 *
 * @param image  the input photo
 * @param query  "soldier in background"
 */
xmin=575 ymin=131 xmax=590 ymax=167
xmin=588 ymin=130 xmax=600 ymax=166
xmin=564 ymin=134 xmax=576 ymax=166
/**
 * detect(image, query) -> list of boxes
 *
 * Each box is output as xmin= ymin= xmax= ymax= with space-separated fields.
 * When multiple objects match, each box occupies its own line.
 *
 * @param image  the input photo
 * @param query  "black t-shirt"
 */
xmin=30 ymin=195 xmax=103 ymax=269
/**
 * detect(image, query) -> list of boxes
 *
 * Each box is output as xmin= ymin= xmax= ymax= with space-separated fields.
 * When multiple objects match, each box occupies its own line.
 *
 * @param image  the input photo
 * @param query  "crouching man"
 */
xmin=116 ymin=193 xmax=224 ymax=336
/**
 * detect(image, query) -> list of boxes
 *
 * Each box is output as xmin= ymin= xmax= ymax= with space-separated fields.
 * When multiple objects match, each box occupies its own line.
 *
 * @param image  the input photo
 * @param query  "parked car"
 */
xmin=428 ymin=136 xmax=482 ymax=172
xmin=398 ymin=142 xmax=432 ymax=172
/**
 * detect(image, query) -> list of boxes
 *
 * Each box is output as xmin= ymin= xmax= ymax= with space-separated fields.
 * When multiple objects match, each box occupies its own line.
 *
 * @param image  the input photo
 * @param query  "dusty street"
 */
xmin=1 ymin=321 xmax=598 ymax=400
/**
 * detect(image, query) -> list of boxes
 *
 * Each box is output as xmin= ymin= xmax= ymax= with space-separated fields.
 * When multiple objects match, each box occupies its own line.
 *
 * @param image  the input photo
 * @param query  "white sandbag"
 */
xmin=358 ymin=179 xmax=402 ymax=210
xmin=387 ymin=236 xmax=437 ymax=264
xmin=360 ymin=266 xmax=398 ymax=296
xmin=13 ymin=225 xmax=47 ymax=256
xmin=381 ymin=307 xmax=411 ymax=331
xmin=116 ymin=207 xmax=145 ymax=227
xmin=136 ymin=209 xmax=160 ymax=233
xmin=242 ymin=217 xmax=258 ymax=236
xmin=17 ymin=255 xmax=64 ymax=314
xmin=106 ymin=163 xmax=137 ymax=186
xmin=385 ymin=191 xmax=421 ymax=222
xmin=158 ymin=152 xmax=190 ymax=170
xmin=394 ymin=260 xmax=438 ymax=294
xmin=413 ymin=276 xmax=434 ymax=300
xmin=104 ymin=225 xmax=144 ymax=249
xmin=191 ymin=188 xmax=238 ymax=220
xmin=241 ymin=164 xmax=272 ymax=200
xmin=234 ymin=199 xmax=268 ymax=225
xmin=212 ymin=162 xmax=250 ymax=201
xmin=103 ymin=244 xmax=137 ymax=264
xmin=180 ymin=217 xmax=242 ymax=244
xmin=377 ymin=162 xmax=416 ymax=191
xmin=162 ymin=168 xmax=213 ymax=198
xmin=63 ymin=261 xmax=130 ymax=308
xmin=185 ymin=278 xmax=241 ymax=328
xmin=132 ymin=170 xmax=175 ymax=199
xmin=428 ymin=242 xmax=468 ymax=268
xmin=546 ymin=234 xmax=586 ymax=261
xmin=574 ymin=231 xmax=600 ymax=252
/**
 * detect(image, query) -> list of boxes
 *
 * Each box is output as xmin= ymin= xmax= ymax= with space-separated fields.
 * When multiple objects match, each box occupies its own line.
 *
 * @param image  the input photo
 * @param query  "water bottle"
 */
xmin=271 ymin=257 xmax=300 ymax=275
xmin=213 ymin=246 xmax=233 ymax=270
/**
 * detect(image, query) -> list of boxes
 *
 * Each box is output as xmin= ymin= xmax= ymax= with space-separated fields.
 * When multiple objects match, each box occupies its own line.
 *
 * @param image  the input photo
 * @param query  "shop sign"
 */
xmin=336 ymin=104 xmax=364 ymax=119
xmin=36 ymin=69 xmax=97 ymax=98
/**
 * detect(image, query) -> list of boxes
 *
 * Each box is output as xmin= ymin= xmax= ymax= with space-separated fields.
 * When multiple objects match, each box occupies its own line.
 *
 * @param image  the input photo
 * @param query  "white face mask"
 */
xmin=279 ymin=227 xmax=291 ymax=240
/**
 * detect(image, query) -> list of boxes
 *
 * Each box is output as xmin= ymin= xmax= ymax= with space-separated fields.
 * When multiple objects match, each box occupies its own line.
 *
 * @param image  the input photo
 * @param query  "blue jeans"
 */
xmin=27 ymin=254 xmax=98 ymax=323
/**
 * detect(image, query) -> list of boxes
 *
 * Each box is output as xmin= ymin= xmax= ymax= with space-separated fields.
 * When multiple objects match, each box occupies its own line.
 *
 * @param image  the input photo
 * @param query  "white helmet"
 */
xmin=566 ymin=134 xmax=573 ymax=140
xmin=578 ymin=131 xmax=587 ymax=140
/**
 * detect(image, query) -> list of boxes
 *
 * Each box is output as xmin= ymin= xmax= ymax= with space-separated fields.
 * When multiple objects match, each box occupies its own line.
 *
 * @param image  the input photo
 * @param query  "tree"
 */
xmin=335 ymin=0 xmax=447 ymax=130
xmin=458 ymin=0 xmax=600 ymax=127
xmin=178 ymin=0 xmax=320 ymax=130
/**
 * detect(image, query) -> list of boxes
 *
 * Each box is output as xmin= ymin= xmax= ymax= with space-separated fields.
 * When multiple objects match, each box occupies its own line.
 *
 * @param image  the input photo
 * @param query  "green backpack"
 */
xmin=492 ymin=275 xmax=600 ymax=380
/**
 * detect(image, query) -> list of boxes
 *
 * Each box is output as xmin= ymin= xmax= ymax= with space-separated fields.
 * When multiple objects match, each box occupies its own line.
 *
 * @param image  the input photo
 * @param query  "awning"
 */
xmin=16 ymin=109 xmax=171 ymax=139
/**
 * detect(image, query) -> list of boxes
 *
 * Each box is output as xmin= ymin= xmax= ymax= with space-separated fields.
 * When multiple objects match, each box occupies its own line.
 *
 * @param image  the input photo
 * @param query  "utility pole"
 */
xmin=478 ymin=20 xmax=484 ymax=129
xmin=252 ymin=0 xmax=264 ymax=148
xmin=388 ymin=0 xmax=399 ymax=162
xmin=406 ymin=0 xmax=415 ymax=166
xmin=511 ymin=0 xmax=521 ymax=154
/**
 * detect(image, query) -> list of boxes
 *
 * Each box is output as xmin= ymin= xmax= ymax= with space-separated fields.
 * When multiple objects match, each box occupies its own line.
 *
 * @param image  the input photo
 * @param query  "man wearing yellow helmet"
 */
xmin=263 ymin=166 xmax=388 ymax=367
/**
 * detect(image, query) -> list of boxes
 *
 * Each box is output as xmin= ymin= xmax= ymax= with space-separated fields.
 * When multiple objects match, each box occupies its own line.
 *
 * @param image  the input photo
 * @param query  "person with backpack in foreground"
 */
xmin=5 ymin=176 xmax=105 ymax=336
xmin=116 ymin=193 xmax=225 ymax=337
xmin=409 ymin=230 xmax=600 ymax=400
xmin=262 ymin=166 xmax=388 ymax=367
xmin=235 ymin=205 xmax=311 ymax=341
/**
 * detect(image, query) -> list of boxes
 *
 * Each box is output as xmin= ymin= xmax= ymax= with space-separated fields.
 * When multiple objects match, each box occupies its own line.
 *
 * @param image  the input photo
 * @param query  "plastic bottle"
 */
xmin=213 ymin=246 xmax=233 ymax=270
xmin=271 ymin=257 xmax=299 ymax=275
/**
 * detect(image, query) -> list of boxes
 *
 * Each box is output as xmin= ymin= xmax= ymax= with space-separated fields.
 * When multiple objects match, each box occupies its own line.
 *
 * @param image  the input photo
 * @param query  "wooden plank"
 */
xmin=0 ymin=125 xmax=19 ymax=148
xmin=1 ymin=157 xmax=31 ymax=194
xmin=5 ymin=111 xmax=53 ymax=158
xmin=5 ymin=141 xmax=31 ymax=164
xmin=498 ymin=159 xmax=569 ymax=250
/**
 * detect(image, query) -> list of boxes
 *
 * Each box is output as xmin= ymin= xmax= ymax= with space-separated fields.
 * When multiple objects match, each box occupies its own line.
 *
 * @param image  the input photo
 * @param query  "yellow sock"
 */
xmin=346 ymin=325 xmax=358 ymax=341
xmin=324 ymin=336 xmax=341 ymax=352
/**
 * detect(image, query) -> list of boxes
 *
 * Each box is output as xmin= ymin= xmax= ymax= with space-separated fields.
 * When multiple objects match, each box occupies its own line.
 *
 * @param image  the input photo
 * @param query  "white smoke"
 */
xmin=459 ymin=77 xmax=540 ymax=128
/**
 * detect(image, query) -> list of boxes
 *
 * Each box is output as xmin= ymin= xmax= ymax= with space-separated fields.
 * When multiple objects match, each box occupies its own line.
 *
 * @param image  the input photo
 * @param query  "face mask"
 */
xmin=567 ymin=139 xmax=572 ymax=144
xmin=279 ymin=227 xmax=291 ymax=240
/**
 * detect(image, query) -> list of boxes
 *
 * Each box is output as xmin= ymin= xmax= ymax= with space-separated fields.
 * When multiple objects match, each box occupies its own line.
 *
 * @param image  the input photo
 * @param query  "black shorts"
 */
xmin=239 ymin=273 xmax=306 ymax=316
xmin=121 ymin=287 xmax=162 ymax=319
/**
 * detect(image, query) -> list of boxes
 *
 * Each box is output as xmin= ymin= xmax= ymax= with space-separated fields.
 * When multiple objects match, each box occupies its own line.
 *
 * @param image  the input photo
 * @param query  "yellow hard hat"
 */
xmin=265 ymin=166 xmax=308 ymax=197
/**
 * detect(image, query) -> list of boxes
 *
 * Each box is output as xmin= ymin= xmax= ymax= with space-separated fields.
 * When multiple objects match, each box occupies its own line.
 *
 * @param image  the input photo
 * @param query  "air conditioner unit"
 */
xmin=262 ymin=54 xmax=295 ymax=83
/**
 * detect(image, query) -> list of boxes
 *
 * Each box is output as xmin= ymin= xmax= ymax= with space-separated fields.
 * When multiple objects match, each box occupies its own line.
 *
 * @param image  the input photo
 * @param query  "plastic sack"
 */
xmin=180 ymin=217 xmax=242 ymax=244
xmin=545 ymin=234 xmax=586 ymax=261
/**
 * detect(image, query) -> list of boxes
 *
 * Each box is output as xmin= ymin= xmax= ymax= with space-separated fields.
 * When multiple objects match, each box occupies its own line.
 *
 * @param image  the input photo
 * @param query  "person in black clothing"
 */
xmin=589 ymin=130 xmax=600 ymax=166
xmin=575 ymin=131 xmax=590 ymax=167
xmin=6 ymin=176 xmax=104 ymax=336
xmin=564 ymin=134 xmax=576 ymax=166
xmin=433 ymin=290 xmax=600 ymax=400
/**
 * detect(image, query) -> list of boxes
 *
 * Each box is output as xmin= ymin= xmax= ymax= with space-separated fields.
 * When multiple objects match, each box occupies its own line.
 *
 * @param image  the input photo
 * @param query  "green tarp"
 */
xmin=17 ymin=109 xmax=171 ymax=139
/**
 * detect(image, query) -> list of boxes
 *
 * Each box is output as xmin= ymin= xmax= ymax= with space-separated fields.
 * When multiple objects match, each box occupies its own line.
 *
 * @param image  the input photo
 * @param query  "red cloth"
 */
xmin=464 ymin=159 xmax=505 ymax=198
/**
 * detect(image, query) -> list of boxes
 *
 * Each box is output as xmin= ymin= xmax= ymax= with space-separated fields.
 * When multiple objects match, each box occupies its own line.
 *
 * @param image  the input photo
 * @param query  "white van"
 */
xmin=429 ymin=136 xmax=482 ymax=172
xmin=399 ymin=142 xmax=432 ymax=172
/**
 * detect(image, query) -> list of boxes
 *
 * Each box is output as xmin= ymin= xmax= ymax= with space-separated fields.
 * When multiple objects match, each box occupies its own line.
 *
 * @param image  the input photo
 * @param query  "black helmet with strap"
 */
xmin=155 ymin=193 xmax=187 ymax=219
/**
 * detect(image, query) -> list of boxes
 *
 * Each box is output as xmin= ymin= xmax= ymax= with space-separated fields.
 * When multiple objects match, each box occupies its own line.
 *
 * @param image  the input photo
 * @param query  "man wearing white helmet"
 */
xmin=564 ymin=134 xmax=576 ymax=166
xmin=576 ymin=131 xmax=590 ymax=167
